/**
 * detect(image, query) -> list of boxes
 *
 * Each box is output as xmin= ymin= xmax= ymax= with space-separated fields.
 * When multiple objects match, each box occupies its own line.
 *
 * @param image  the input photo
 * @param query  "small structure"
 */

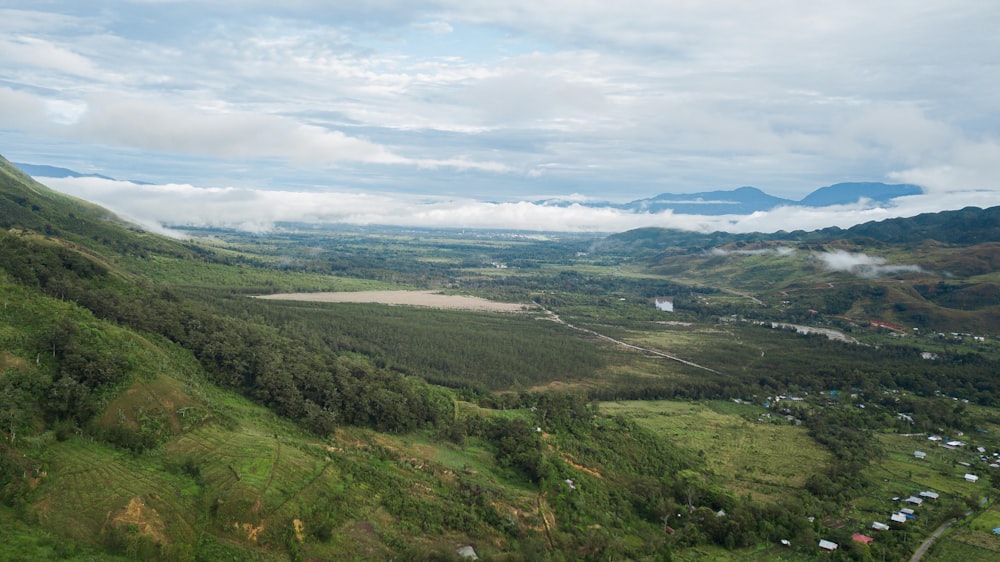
xmin=946 ymin=440 xmax=966 ymax=448
xmin=457 ymin=545 xmax=479 ymax=560
xmin=965 ymin=473 xmax=980 ymax=483
xmin=872 ymin=521 xmax=890 ymax=531
xmin=903 ymin=496 xmax=923 ymax=506
xmin=914 ymin=450 xmax=927 ymax=459
xmin=919 ymin=491 xmax=939 ymax=500
xmin=891 ymin=513 xmax=907 ymax=524
xmin=928 ymin=435 xmax=942 ymax=441
xmin=654 ymin=298 xmax=674 ymax=312
xmin=818 ymin=539 xmax=838 ymax=552
xmin=900 ymin=508 xmax=915 ymax=515
xmin=852 ymin=533 xmax=874 ymax=545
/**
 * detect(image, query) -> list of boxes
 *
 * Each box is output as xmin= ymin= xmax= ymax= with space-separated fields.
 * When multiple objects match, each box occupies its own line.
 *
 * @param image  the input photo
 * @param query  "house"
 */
xmin=872 ymin=521 xmax=890 ymax=531
xmin=914 ymin=450 xmax=927 ymax=459
xmin=891 ymin=513 xmax=907 ymax=523
xmin=928 ymin=435 xmax=942 ymax=442
xmin=900 ymin=508 xmax=915 ymax=515
xmin=945 ymin=440 xmax=966 ymax=448
xmin=919 ymin=491 xmax=939 ymax=500
xmin=903 ymin=496 xmax=923 ymax=506
xmin=852 ymin=533 xmax=874 ymax=545
xmin=456 ymin=545 xmax=479 ymax=560
xmin=965 ymin=474 xmax=979 ymax=482
xmin=818 ymin=539 xmax=838 ymax=552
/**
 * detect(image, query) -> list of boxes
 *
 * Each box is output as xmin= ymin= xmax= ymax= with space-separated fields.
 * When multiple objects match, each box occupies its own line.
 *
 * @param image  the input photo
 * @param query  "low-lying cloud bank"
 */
xmin=814 ymin=250 xmax=924 ymax=278
xmin=41 ymin=176 xmax=1000 ymax=235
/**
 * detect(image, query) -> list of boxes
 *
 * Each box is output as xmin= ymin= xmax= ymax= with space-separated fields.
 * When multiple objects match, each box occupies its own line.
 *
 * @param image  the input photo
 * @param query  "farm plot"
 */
xmin=31 ymin=439 xmax=201 ymax=546
xmin=256 ymin=290 xmax=533 ymax=312
xmin=600 ymin=400 xmax=831 ymax=501
xmin=166 ymin=424 xmax=332 ymax=536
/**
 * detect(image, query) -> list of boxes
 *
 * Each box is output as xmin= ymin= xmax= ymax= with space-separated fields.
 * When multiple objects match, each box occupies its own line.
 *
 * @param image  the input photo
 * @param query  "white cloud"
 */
xmin=0 ymin=87 xmax=49 ymax=128
xmin=2 ymin=1 xmax=999 ymax=204
xmin=37 ymin=176 xmax=1000 ymax=235
xmin=69 ymin=95 xmax=399 ymax=164
xmin=814 ymin=250 xmax=924 ymax=278
xmin=0 ymin=36 xmax=101 ymax=77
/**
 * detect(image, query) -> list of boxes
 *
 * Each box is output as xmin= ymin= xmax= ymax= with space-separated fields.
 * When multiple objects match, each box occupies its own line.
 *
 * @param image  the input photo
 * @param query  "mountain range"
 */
xmin=539 ymin=182 xmax=922 ymax=215
xmin=17 ymin=161 xmax=922 ymax=217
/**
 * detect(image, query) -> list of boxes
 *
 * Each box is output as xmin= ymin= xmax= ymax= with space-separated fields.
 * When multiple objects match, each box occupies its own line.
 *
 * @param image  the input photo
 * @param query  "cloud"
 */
xmin=0 ymin=36 xmax=106 ymax=78
xmin=0 ymin=87 xmax=49 ymax=128
xmin=814 ymin=250 xmax=924 ymax=278
xmin=3 ymin=1 xmax=1000 ymax=202
xmin=70 ymin=95 xmax=404 ymax=165
xmin=37 ymin=176 xmax=1000 ymax=235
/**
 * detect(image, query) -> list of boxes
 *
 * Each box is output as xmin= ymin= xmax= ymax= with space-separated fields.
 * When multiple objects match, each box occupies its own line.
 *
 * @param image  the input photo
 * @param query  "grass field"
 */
xmin=599 ymin=400 xmax=831 ymax=501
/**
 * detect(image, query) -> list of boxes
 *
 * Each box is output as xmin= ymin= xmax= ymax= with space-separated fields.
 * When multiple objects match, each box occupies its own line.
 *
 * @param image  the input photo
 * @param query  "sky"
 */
xmin=2 ymin=1 xmax=1000 ymax=233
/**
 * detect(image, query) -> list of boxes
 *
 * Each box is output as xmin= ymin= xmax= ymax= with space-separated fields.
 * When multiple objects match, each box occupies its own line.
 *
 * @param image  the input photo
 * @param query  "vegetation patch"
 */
xmin=600 ymin=400 xmax=831 ymax=500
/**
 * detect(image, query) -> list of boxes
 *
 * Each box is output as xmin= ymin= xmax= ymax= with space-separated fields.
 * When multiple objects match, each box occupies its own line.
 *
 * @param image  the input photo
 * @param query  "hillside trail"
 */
xmin=540 ymin=308 xmax=721 ymax=375
xmin=908 ymin=496 xmax=988 ymax=562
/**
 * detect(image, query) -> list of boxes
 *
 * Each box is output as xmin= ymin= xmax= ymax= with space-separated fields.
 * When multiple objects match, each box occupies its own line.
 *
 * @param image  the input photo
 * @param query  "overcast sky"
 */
xmin=2 ymin=1 xmax=1000 ymax=233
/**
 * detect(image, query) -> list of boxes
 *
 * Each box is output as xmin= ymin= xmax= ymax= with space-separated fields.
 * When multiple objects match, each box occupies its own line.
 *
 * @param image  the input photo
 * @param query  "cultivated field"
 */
xmin=256 ymin=290 xmax=533 ymax=312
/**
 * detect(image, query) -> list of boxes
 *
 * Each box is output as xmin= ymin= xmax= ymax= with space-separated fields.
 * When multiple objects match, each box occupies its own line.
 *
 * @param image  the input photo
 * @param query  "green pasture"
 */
xmin=600 ymin=400 xmax=831 ymax=500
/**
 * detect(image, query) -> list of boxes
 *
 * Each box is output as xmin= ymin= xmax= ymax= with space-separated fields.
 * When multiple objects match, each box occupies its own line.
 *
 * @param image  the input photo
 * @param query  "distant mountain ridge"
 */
xmin=539 ymin=182 xmax=923 ymax=215
xmin=13 ymin=162 xmax=116 ymax=181
xmin=14 ymin=162 xmax=152 ymax=185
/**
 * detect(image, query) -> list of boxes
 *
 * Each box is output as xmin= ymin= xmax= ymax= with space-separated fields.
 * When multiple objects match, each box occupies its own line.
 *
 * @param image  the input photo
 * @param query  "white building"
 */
xmin=818 ymin=539 xmax=838 ymax=551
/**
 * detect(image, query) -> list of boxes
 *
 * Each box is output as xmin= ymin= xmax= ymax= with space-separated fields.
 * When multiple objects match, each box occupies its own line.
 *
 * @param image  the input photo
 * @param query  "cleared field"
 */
xmin=600 ymin=400 xmax=831 ymax=501
xmin=256 ymin=290 xmax=533 ymax=312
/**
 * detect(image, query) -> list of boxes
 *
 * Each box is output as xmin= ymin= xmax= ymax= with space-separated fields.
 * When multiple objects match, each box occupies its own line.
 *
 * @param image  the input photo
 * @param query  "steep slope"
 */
xmin=0 ymin=156 xmax=193 ymax=262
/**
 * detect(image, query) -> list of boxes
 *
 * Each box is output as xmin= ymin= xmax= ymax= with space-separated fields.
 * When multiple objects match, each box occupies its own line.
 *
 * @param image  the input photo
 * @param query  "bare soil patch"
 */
xmin=256 ymin=290 xmax=532 ymax=313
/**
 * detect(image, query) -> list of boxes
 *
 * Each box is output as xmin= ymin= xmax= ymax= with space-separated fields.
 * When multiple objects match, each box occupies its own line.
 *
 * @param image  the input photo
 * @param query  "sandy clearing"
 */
xmin=255 ymin=290 xmax=532 ymax=312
